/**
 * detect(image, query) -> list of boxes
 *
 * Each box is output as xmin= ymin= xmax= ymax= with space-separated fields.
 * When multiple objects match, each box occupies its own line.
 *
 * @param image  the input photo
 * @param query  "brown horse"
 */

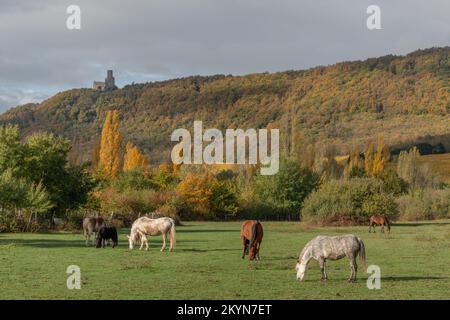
xmin=368 ymin=215 xmax=391 ymax=233
xmin=241 ymin=220 xmax=263 ymax=260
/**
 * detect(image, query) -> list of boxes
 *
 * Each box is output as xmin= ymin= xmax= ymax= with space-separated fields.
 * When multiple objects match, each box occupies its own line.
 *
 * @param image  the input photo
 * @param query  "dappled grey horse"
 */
xmin=296 ymin=234 xmax=366 ymax=282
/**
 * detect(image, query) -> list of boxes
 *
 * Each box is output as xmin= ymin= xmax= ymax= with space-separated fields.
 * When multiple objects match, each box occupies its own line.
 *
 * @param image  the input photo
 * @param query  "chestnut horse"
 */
xmin=241 ymin=220 xmax=263 ymax=260
xmin=368 ymin=215 xmax=391 ymax=233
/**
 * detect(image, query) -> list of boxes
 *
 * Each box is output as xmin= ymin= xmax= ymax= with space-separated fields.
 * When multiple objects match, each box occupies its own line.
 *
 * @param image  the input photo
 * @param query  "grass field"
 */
xmin=0 ymin=221 xmax=449 ymax=300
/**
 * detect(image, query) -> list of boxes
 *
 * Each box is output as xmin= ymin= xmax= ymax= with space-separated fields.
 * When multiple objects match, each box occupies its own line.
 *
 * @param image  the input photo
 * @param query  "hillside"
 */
xmin=0 ymin=47 xmax=449 ymax=164
xmin=419 ymin=153 xmax=450 ymax=184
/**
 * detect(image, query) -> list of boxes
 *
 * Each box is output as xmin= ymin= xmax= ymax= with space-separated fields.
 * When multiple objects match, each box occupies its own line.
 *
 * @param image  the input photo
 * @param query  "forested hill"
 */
xmin=1 ymin=47 xmax=449 ymax=164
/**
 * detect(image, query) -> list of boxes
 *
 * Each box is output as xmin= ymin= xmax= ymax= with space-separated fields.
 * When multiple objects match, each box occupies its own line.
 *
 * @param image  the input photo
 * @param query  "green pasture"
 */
xmin=0 ymin=221 xmax=449 ymax=299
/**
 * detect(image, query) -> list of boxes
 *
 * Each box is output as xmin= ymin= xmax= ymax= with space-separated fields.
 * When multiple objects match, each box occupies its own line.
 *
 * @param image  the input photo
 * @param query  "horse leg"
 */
xmin=319 ymin=258 xmax=327 ymax=281
xmin=145 ymin=235 xmax=149 ymax=251
xmin=381 ymin=225 xmax=385 ymax=233
xmin=348 ymin=257 xmax=357 ymax=282
xmin=256 ymin=242 xmax=261 ymax=260
xmin=241 ymin=237 xmax=247 ymax=259
xmin=161 ymin=233 xmax=167 ymax=252
xmin=139 ymin=234 xmax=145 ymax=250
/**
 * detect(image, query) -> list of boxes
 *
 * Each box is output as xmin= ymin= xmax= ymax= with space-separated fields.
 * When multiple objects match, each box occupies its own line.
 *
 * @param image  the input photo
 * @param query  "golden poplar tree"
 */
xmin=123 ymin=141 xmax=148 ymax=172
xmin=364 ymin=142 xmax=374 ymax=175
xmin=372 ymin=136 xmax=390 ymax=176
xmin=98 ymin=110 xmax=122 ymax=178
xmin=364 ymin=137 xmax=389 ymax=176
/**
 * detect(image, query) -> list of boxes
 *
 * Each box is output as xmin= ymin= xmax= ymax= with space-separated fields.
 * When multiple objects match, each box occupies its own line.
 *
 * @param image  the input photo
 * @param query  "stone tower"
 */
xmin=92 ymin=70 xmax=117 ymax=91
xmin=105 ymin=70 xmax=115 ymax=90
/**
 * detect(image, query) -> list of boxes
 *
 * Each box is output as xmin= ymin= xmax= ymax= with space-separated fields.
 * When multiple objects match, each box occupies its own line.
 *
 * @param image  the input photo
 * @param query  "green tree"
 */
xmin=255 ymin=158 xmax=320 ymax=219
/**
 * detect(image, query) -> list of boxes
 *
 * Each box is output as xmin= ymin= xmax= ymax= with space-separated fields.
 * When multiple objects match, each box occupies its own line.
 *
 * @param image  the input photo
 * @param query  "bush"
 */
xmin=97 ymin=187 xmax=176 ymax=225
xmin=255 ymin=159 xmax=320 ymax=220
xmin=175 ymin=172 xmax=239 ymax=220
xmin=301 ymin=178 xmax=399 ymax=225
xmin=378 ymin=169 xmax=409 ymax=196
xmin=396 ymin=188 xmax=450 ymax=220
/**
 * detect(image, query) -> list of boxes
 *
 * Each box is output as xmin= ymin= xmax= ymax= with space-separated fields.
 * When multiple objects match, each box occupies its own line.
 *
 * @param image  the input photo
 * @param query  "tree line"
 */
xmin=0 ymin=107 xmax=448 ymax=232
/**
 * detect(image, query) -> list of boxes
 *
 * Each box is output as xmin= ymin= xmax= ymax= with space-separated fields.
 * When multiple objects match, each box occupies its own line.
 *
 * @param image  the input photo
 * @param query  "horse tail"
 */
xmin=249 ymin=221 xmax=259 ymax=248
xmin=358 ymin=237 xmax=367 ymax=272
xmin=169 ymin=220 xmax=176 ymax=249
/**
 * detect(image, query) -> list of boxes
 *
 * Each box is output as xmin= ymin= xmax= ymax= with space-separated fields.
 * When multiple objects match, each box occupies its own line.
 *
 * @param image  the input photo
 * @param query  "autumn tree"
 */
xmin=98 ymin=110 xmax=122 ymax=178
xmin=364 ymin=142 xmax=374 ymax=175
xmin=373 ymin=137 xmax=390 ymax=176
xmin=176 ymin=172 xmax=214 ymax=218
xmin=123 ymin=141 xmax=148 ymax=172
xmin=344 ymin=148 xmax=365 ymax=179
xmin=365 ymin=137 xmax=389 ymax=176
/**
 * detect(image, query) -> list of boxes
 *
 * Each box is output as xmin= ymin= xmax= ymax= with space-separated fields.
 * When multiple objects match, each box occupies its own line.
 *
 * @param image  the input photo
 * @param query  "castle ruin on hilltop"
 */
xmin=93 ymin=70 xmax=117 ymax=91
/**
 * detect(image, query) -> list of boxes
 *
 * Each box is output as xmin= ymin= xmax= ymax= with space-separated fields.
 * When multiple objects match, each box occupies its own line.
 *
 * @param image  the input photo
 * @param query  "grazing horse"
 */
xmin=368 ymin=215 xmax=391 ymax=233
xmin=296 ymin=235 xmax=366 ymax=282
xmin=127 ymin=216 xmax=176 ymax=251
xmin=83 ymin=216 xmax=105 ymax=246
xmin=240 ymin=220 xmax=263 ymax=261
xmin=95 ymin=226 xmax=118 ymax=248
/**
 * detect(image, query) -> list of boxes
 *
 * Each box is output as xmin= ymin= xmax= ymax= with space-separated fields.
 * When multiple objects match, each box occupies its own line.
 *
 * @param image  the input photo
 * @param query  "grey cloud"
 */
xmin=0 ymin=88 xmax=49 ymax=110
xmin=0 ymin=0 xmax=449 ymax=112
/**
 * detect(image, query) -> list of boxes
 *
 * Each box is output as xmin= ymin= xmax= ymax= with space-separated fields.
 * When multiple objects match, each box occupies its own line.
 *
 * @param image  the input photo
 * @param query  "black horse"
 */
xmin=95 ymin=226 xmax=118 ymax=248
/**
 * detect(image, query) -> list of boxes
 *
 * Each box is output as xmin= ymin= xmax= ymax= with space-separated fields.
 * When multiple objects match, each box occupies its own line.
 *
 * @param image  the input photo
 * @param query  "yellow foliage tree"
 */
xmin=123 ymin=141 xmax=149 ymax=172
xmin=176 ymin=172 xmax=214 ymax=216
xmin=372 ymin=136 xmax=390 ymax=176
xmin=364 ymin=142 xmax=374 ymax=175
xmin=98 ymin=110 xmax=122 ymax=178
xmin=365 ymin=137 xmax=389 ymax=176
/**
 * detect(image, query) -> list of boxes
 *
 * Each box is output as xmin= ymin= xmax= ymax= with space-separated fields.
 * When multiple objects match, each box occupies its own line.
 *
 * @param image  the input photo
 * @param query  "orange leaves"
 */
xmin=95 ymin=110 xmax=149 ymax=178
xmin=176 ymin=172 xmax=214 ymax=215
xmin=365 ymin=136 xmax=390 ymax=176
xmin=123 ymin=141 xmax=148 ymax=172
xmin=98 ymin=110 xmax=122 ymax=178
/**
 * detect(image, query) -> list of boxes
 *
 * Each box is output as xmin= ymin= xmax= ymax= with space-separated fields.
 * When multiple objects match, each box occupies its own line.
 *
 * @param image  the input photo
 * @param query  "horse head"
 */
xmin=126 ymin=229 xmax=140 ymax=250
xmin=296 ymin=259 xmax=308 ymax=281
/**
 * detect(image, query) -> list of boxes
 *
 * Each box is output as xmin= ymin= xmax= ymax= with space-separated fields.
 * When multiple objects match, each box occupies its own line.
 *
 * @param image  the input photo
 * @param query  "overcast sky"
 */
xmin=0 ymin=0 xmax=449 ymax=112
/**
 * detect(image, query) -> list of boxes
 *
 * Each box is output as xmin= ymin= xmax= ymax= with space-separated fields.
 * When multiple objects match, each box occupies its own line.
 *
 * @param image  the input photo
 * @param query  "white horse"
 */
xmin=296 ymin=234 xmax=366 ymax=282
xmin=127 ymin=216 xmax=176 ymax=251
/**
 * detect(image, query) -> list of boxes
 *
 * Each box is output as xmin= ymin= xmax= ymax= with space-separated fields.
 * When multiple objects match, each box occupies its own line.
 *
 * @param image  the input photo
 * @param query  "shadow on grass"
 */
xmin=393 ymin=222 xmax=450 ymax=227
xmin=0 ymin=239 xmax=84 ymax=248
xmin=176 ymin=229 xmax=239 ymax=234
xmin=179 ymin=248 xmax=239 ymax=253
xmin=382 ymin=276 xmax=448 ymax=281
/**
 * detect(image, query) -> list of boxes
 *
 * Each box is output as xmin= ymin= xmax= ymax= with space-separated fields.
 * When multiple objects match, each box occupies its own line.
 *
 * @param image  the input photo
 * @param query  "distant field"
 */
xmin=0 ymin=221 xmax=449 ymax=299
xmin=419 ymin=153 xmax=450 ymax=183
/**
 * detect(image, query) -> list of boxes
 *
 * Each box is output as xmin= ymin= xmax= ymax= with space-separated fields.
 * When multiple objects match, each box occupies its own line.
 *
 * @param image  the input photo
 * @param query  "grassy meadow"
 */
xmin=0 ymin=220 xmax=449 ymax=300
